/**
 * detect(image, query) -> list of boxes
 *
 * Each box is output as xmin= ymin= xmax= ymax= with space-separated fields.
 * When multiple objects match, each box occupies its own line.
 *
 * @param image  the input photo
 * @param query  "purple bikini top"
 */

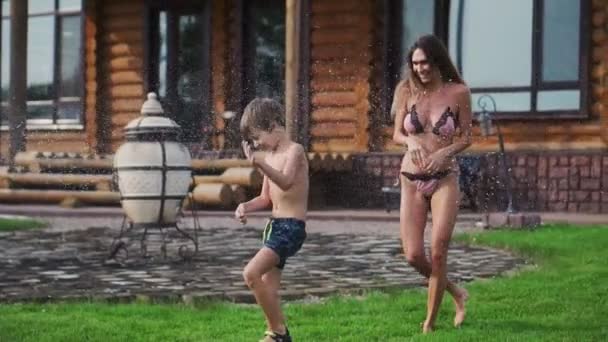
xmin=403 ymin=104 xmax=458 ymax=138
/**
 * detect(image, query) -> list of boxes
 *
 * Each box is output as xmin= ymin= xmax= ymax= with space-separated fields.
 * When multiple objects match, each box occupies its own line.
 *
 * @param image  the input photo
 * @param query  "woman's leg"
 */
xmin=401 ymin=175 xmax=468 ymax=331
xmin=424 ymin=174 xmax=465 ymax=332
xmin=400 ymin=174 xmax=430 ymax=278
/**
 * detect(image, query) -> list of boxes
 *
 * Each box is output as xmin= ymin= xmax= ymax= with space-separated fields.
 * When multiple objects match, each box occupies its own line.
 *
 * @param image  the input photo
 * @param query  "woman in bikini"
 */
xmin=391 ymin=34 xmax=472 ymax=333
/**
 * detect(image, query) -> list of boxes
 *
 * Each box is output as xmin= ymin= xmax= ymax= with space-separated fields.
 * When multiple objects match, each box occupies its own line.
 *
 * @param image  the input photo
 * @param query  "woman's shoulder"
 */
xmin=445 ymin=82 xmax=470 ymax=96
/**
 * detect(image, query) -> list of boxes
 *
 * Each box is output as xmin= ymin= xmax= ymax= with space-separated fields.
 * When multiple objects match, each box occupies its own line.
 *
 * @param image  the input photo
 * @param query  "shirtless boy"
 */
xmin=235 ymin=98 xmax=309 ymax=342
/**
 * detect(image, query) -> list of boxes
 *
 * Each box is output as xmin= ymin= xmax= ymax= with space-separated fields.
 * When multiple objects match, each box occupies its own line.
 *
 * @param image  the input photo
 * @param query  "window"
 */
xmin=385 ymin=0 xmax=589 ymax=120
xmin=449 ymin=0 xmax=589 ymax=118
xmin=0 ymin=0 xmax=84 ymax=128
xmin=244 ymin=0 xmax=285 ymax=103
xmin=384 ymin=0 xmax=448 ymax=122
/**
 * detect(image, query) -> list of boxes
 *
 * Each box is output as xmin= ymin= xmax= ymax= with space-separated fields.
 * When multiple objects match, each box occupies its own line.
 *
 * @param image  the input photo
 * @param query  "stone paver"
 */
xmin=0 ymin=217 xmax=523 ymax=303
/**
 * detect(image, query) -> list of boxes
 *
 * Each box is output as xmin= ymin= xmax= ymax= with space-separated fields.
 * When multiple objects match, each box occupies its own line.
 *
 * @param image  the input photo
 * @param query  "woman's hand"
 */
xmin=406 ymin=139 xmax=428 ymax=170
xmin=424 ymin=150 xmax=450 ymax=174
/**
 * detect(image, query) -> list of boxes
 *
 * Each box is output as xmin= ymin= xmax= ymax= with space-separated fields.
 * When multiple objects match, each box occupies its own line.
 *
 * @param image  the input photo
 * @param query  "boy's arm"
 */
xmin=235 ymin=175 xmax=270 ymax=222
xmin=254 ymin=144 xmax=305 ymax=191
xmin=241 ymin=175 xmax=271 ymax=212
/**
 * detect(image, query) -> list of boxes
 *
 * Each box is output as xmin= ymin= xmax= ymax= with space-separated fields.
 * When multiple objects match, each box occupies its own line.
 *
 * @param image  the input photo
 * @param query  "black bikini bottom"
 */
xmin=400 ymin=169 xmax=453 ymax=197
xmin=401 ymin=169 xmax=452 ymax=182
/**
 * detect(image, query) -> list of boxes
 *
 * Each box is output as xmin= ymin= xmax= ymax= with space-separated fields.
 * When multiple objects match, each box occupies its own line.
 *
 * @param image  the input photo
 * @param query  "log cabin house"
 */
xmin=0 ymin=0 xmax=607 ymax=213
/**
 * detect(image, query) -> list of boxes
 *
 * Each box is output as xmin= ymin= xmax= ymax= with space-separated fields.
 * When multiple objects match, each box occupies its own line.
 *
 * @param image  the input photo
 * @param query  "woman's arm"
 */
xmin=392 ymin=81 xmax=427 ymax=168
xmin=424 ymin=85 xmax=473 ymax=173
xmin=392 ymin=81 xmax=410 ymax=146
xmin=441 ymin=85 xmax=473 ymax=157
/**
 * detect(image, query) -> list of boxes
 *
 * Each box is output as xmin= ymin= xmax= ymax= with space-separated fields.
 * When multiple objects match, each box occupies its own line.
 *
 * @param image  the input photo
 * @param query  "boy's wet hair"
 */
xmin=240 ymin=98 xmax=285 ymax=140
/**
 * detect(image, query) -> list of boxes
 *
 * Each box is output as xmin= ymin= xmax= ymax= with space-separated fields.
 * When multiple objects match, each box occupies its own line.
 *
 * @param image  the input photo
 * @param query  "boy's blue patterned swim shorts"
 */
xmin=262 ymin=218 xmax=306 ymax=269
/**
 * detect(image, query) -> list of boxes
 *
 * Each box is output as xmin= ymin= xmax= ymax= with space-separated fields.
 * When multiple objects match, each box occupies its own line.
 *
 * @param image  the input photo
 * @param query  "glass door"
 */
xmin=147 ymin=1 xmax=210 ymax=144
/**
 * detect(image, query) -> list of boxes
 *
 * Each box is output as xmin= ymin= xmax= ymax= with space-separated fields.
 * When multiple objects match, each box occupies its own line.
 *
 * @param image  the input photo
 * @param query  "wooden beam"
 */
xmin=8 ymin=0 xmax=28 ymax=170
xmin=0 ymin=189 xmax=120 ymax=205
xmin=0 ymin=173 xmax=112 ymax=189
xmin=285 ymin=0 xmax=299 ymax=141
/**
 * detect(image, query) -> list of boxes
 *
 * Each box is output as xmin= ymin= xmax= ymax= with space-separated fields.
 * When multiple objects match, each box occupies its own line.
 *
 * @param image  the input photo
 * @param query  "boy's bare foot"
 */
xmin=453 ymin=287 xmax=469 ymax=328
xmin=422 ymin=320 xmax=433 ymax=334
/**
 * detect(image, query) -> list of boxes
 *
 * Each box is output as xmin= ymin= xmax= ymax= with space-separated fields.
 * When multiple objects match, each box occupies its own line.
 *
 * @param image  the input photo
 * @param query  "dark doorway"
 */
xmin=145 ymin=0 xmax=211 ymax=145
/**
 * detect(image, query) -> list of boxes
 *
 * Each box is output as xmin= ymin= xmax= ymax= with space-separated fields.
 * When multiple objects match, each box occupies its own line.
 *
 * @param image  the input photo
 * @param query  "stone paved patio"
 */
xmin=0 ymin=222 xmax=523 ymax=303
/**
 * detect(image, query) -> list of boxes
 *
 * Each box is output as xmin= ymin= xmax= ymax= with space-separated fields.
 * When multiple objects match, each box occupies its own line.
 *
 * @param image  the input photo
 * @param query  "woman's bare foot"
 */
xmin=453 ymin=287 xmax=469 ymax=328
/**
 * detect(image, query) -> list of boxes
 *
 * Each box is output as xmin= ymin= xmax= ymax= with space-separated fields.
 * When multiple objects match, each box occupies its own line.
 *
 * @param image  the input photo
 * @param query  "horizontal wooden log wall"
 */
xmin=593 ymin=0 xmax=608 ymax=145
xmin=309 ymin=1 xmax=374 ymax=153
xmin=382 ymin=0 xmax=608 ymax=153
xmin=99 ymin=0 xmax=146 ymax=151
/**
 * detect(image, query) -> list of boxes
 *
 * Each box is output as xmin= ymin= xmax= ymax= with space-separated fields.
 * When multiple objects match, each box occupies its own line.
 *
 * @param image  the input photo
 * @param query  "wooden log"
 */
xmin=592 ymin=28 xmax=607 ymax=44
xmin=0 ymin=189 xmax=120 ymax=204
xmin=0 ymin=176 xmax=11 ymax=188
xmin=312 ymin=13 xmax=371 ymax=29
xmin=592 ymin=84 xmax=605 ymax=99
xmin=0 ymin=172 xmax=112 ymax=188
xmin=110 ymin=57 xmax=143 ymax=71
xmin=191 ymin=158 xmax=252 ymax=171
xmin=191 ymin=183 xmax=233 ymax=207
xmin=109 ymin=71 xmax=143 ymax=85
xmin=593 ymin=46 xmax=607 ymax=63
xmin=86 ymin=52 xmax=96 ymax=68
xmin=311 ymin=62 xmax=371 ymax=78
xmin=110 ymin=85 xmax=144 ymax=98
xmin=103 ymin=2 xmax=143 ymax=16
xmin=593 ymin=11 xmax=606 ymax=26
xmin=311 ymin=108 xmax=357 ymax=122
xmin=111 ymin=113 xmax=139 ymax=128
xmin=592 ymin=64 xmax=606 ymax=80
xmin=221 ymin=167 xmax=263 ymax=187
xmin=14 ymin=152 xmax=114 ymax=171
xmin=312 ymin=91 xmax=358 ymax=107
xmin=192 ymin=168 xmax=262 ymax=187
xmin=311 ymin=78 xmax=358 ymax=92
xmin=111 ymin=99 xmax=143 ymax=112
xmin=312 ymin=32 xmax=372 ymax=49
xmin=311 ymin=122 xmax=356 ymax=138
xmin=592 ymin=0 xmax=604 ymax=10
xmin=192 ymin=175 xmax=223 ymax=184
xmin=107 ymin=43 xmax=144 ymax=58
xmin=103 ymin=30 xmax=142 ymax=45
xmin=105 ymin=16 xmax=143 ymax=31
xmin=311 ymin=1 xmax=371 ymax=14
xmin=312 ymin=45 xmax=370 ymax=61
xmin=311 ymin=29 xmax=361 ymax=45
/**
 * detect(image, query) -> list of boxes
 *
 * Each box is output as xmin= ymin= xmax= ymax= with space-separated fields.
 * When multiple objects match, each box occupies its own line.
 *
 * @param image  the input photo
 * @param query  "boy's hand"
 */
xmin=241 ymin=140 xmax=257 ymax=166
xmin=235 ymin=203 xmax=247 ymax=224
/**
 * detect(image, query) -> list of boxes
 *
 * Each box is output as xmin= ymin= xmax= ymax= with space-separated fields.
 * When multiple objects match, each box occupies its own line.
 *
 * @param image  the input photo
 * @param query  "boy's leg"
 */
xmin=243 ymin=247 xmax=286 ymax=334
xmin=261 ymin=267 xmax=285 ymax=331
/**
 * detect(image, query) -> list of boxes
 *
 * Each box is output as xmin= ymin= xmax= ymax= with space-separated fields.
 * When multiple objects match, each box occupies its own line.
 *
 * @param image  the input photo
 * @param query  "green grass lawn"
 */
xmin=0 ymin=224 xmax=606 ymax=341
xmin=0 ymin=216 xmax=46 ymax=232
